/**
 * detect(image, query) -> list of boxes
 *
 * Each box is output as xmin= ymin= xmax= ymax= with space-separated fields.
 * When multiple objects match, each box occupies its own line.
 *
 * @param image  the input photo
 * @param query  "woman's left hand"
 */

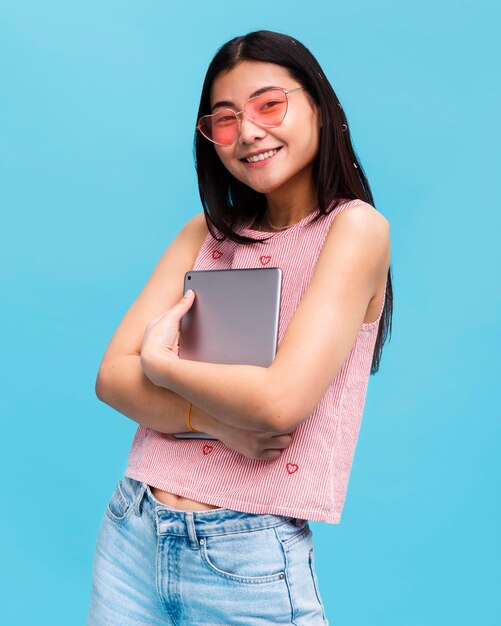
xmin=140 ymin=290 xmax=195 ymax=386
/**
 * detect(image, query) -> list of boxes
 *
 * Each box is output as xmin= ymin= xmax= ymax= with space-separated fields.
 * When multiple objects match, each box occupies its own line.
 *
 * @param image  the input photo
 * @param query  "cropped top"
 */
xmin=124 ymin=198 xmax=385 ymax=523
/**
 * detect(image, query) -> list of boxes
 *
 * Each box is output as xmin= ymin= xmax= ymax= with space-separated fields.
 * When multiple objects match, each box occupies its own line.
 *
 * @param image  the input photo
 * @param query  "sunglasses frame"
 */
xmin=197 ymin=86 xmax=306 ymax=146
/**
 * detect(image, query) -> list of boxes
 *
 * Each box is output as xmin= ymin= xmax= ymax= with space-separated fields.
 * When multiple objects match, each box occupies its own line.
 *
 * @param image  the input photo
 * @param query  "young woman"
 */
xmin=87 ymin=30 xmax=393 ymax=625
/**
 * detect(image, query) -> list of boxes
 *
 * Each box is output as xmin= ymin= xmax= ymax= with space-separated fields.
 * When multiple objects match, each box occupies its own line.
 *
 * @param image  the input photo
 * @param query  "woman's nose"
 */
xmin=237 ymin=113 xmax=267 ymax=144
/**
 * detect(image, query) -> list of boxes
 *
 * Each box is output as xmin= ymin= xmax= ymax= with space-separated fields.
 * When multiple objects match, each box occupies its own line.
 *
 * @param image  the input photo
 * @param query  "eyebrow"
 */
xmin=211 ymin=86 xmax=283 ymax=112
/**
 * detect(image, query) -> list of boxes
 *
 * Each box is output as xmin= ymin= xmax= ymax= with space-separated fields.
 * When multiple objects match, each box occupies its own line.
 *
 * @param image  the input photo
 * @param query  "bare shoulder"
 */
xmin=159 ymin=212 xmax=210 ymax=268
xmin=333 ymin=201 xmax=390 ymax=239
xmin=320 ymin=201 xmax=390 ymax=267
xmin=177 ymin=212 xmax=209 ymax=246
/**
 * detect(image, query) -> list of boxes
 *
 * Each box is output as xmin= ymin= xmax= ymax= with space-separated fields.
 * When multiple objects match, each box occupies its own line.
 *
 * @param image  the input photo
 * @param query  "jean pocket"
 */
xmin=105 ymin=479 xmax=135 ymax=524
xmin=275 ymin=517 xmax=311 ymax=548
xmin=200 ymin=526 xmax=286 ymax=584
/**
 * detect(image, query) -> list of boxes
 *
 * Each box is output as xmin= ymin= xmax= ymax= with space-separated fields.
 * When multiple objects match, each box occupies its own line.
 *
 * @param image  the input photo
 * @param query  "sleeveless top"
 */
xmin=124 ymin=198 xmax=386 ymax=523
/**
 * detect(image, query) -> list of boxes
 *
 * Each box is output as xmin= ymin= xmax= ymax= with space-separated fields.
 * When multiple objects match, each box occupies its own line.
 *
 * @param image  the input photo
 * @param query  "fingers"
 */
xmin=172 ymin=289 xmax=195 ymax=318
xmin=269 ymin=434 xmax=293 ymax=449
xmin=253 ymin=434 xmax=293 ymax=460
xmin=158 ymin=290 xmax=195 ymax=326
xmin=258 ymin=449 xmax=282 ymax=461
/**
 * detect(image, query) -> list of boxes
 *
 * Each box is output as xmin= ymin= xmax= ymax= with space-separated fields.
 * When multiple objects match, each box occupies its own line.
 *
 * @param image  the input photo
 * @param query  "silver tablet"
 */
xmin=173 ymin=267 xmax=282 ymax=439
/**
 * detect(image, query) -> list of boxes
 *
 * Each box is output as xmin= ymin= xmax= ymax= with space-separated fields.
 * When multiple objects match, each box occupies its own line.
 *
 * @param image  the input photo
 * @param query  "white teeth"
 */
xmin=246 ymin=149 xmax=278 ymax=163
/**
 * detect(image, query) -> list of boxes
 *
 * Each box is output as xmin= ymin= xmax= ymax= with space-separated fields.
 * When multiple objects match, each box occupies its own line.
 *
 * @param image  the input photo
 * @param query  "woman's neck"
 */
xmin=264 ymin=175 xmax=318 ymax=230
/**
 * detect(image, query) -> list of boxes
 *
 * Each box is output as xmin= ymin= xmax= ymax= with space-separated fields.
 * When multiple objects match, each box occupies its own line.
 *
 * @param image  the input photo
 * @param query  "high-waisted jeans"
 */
xmin=86 ymin=475 xmax=329 ymax=625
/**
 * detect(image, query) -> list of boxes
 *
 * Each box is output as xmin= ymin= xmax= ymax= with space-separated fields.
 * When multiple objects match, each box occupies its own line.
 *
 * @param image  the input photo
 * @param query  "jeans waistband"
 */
xmin=122 ymin=475 xmax=294 ymax=545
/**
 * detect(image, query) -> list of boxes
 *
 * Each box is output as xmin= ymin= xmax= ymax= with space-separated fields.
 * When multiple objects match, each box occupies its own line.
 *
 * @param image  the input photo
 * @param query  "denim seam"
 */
xmin=274 ymin=526 xmax=298 ymax=626
xmin=117 ymin=480 xmax=129 ymax=509
xmin=133 ymin=481 xmax=148 ymax=517
xmin=105 ymin=481 xmax=136 ymax=524
xmin=155 ymin=519 xmax=293 ymax=538
xmin=156 ymin=537 xmax=177 ymax=624
xmin=309 ymin=548 xmax=328 ymax=623
xmin=198 ymin=519 xmax=293 ymax=537
xmin=105 ymin=506 xmax=134 ymax=524
xmin=169 ymin=539 xmax=181 ymax=625
xmin=199 ymin=540 xmax=285 ymax=584
xmin=281 ymin=524 xmax=311 ymax=549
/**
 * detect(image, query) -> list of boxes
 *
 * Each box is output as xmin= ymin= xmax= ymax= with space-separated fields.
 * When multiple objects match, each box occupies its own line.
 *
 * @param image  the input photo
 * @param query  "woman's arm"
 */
xmin=96 ymin=354 xmax=293 ymax=460
xmin=96 ymin=352 xmax=210 ymax=434
xmin=95 ymin=212 xmax=217 ymax=433
xmin=95 ymin=212 xmax=293 ymax=459
xmin=95 ymin=212 xmax=209 ymax=404
xmin=141 ymin=203 xmax=391 ymax=433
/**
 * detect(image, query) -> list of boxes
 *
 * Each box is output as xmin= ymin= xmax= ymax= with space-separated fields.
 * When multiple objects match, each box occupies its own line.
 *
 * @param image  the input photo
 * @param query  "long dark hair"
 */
xmin=194 ymin=30 xmax=393 ymax=374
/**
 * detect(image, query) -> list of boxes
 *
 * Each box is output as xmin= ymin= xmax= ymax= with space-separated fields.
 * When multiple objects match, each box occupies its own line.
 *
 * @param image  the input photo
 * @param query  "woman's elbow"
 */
xmin=259 ymin=386 xmax=311 ymax=433
xmin=95 ymin=362 xmax=111 ymax=403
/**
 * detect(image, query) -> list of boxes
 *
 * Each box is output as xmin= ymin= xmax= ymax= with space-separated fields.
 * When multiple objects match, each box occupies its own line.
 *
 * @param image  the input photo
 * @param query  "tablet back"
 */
xmin=179 ymin=268 xmax=282 ymax=366
xmin=174 ymin=268 xmax=282 ymax=439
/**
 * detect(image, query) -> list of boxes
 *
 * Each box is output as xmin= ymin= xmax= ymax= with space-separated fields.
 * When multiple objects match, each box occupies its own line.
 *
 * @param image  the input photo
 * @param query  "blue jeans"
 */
xmin=86 ymin=476 xmax=329 ymax=625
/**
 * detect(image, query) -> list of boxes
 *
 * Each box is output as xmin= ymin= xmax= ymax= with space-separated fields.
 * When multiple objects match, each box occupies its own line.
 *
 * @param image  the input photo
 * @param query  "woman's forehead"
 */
xmin=210 ymin=61 xmax=295 ymax=103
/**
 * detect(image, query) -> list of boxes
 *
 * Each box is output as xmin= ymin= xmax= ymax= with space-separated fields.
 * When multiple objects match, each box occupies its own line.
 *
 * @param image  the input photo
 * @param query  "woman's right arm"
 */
xmin=96 ymin=350 xmax=212 ymax=434
xmin=96 ymin=354 xmax=291 ymax=460
xmin=95 ymin=212 xmax=208 ymax=425
xmin=95 ymin=213 xmax=292 ymax=460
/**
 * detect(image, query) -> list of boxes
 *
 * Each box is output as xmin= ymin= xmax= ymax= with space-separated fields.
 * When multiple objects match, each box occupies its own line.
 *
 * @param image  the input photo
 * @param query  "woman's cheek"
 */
xmin=214 ymin=146 xmax=233 ymax=170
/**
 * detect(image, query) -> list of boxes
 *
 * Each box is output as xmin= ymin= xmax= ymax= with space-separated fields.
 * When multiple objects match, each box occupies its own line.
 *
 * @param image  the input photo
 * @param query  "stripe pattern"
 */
xmin=125 ymin=199 xmax=384 ymax=523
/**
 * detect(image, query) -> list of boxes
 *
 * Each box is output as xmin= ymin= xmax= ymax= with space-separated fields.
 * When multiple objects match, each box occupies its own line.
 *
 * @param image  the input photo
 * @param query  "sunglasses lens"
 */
xmin=247 ymin=89 xmax=288 ymax=127
xmin=197 ymin=89 xmax=290 ymax=144
xmin=198 ymin=110 xmax=237 ymax=146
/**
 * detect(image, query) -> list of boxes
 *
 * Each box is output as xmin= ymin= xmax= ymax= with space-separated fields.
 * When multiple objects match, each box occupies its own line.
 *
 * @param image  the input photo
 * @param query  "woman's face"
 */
xmin=209 ymin=61 xmax=322 ymax=196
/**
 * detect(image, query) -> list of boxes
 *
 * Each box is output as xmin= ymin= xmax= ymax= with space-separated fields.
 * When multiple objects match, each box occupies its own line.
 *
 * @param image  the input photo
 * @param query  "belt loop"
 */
xmin=185 ymin=512 xmax=199 ymax=550
xmin=134 ymin=482 xmax=148 ymax=516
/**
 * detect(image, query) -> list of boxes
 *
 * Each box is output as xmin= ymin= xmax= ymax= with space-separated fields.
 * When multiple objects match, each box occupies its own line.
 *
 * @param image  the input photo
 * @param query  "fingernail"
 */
xmin=184 ymin=289 xmax=194 ymax=297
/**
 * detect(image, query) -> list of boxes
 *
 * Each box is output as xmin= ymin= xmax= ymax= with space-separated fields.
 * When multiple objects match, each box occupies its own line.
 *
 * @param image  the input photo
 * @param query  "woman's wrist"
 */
xmin=190 ymin=405 xmax=223 ymax=438
xmin=141 ymin=347 xmax=177 ymax=390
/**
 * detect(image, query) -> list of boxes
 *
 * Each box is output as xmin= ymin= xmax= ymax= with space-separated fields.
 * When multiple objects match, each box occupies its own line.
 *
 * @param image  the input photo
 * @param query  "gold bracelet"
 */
xmin=187 ymin=402 xmax=199 ymax=432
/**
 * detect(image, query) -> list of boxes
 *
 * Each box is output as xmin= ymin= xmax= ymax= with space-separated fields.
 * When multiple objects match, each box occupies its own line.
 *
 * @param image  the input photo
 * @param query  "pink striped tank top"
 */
xmin=125 ymin=198 xmax=385 ymax=523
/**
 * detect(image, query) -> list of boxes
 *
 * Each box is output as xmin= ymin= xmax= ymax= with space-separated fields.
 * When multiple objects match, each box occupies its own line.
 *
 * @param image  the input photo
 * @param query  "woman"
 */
xmin=87 ymin=30 xmax=393 ymax=625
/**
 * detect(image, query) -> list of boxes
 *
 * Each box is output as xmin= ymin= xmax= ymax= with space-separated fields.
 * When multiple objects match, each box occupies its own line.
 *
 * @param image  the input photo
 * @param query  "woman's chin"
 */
xmin=239 ymin=177 xmax=282 ymax=195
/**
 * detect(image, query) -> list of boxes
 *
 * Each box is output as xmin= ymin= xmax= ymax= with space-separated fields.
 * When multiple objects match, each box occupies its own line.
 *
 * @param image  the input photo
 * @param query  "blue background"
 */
xmin=1 ymin=1 xmax=499 ymax=624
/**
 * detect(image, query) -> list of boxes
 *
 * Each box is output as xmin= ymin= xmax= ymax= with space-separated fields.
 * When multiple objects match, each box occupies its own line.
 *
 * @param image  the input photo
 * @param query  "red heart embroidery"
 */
xmin=286 ymin=463 xmax=299 ymax=474
xmin=203 ymin=445 xmax=214 ymax=455
xmin=212 ymin=250 xmax=223 ymax=259
xmin=260 ymin=256 xmax=271 ymax=265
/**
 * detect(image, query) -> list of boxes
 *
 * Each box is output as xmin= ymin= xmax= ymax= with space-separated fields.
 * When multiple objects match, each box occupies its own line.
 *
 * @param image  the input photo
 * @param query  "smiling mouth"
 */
xmin=240 ymin=147 xmax=282 ymax=163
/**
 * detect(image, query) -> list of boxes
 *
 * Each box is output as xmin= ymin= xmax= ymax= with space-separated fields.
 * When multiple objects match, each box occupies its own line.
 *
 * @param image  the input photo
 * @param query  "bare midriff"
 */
xmin=149 ymin=487 xmax=220 ymax=511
